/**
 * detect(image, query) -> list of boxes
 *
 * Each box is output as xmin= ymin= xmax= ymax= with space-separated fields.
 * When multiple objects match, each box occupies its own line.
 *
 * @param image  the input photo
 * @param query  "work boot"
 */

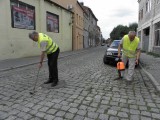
xmin=44 ymin=79 xmax=52 ymax=84
xmin=51 ymin=82 xmax=58 ymax=87
xmin=114 ymin=76 xmax=123 ymax=80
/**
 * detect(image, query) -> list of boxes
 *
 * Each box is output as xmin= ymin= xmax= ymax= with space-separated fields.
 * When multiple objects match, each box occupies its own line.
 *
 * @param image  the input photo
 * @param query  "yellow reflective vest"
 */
xmin=38 ymin=33 xmax=58 ymax=54
xmin=122 ymin=35 xmax=140 ymax=58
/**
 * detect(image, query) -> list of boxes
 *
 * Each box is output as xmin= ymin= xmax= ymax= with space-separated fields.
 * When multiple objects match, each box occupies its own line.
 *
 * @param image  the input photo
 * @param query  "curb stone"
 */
xmin=0 ymin=49 xmax=90 ymax=72
xmin=139 ymin=63 xmax=160 ymax=92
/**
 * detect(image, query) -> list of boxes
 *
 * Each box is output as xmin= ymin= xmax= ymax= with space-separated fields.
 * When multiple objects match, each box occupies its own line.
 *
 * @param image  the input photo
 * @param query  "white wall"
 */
xmin=0 ymin=0 xmax=72 ymax=60
xmin=44 ymin=1 xmax=72 ymax=52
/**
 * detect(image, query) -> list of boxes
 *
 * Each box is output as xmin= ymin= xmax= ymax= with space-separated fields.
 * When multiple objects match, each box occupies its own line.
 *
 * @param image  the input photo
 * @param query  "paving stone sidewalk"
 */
xmin=140 ymin=53 xmax=160 ymax=91
xmin=0 ymin=47 xmax=91 ymax=72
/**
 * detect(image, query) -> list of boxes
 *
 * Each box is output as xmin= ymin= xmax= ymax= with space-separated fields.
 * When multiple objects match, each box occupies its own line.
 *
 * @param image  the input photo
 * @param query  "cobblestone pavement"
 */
xmin=0 ymin=47 xmax=160 ymax=120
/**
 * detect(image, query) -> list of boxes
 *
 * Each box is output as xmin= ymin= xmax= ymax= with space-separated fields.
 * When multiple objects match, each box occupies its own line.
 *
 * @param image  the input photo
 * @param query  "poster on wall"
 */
xmin=47 ymin=12 xmax=59 ymax=33
xmin=12 ymin=6 xmax=35 ymax=30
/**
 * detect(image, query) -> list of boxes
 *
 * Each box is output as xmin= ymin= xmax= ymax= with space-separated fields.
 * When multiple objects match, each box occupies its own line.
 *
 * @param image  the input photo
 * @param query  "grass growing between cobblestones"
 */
xmin=85 ymin=86 xmax=92 ymax=93
xmin=141 ymin=50 xmax=160 ymax=57
xmin=147 ymin=52 xmax=160 ymax=58
xmin=147 ymin=106 xmax=151 ymax=111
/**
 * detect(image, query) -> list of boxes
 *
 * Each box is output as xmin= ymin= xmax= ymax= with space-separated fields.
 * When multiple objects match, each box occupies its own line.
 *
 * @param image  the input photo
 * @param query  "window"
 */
xmin=146 ymin=0 xmax=151 ymax=12
xmin=80 ymin=17 xmax=82 ymax=26
xmin=93 ymin=19 xmax=96 ymax=26
xmin=139 ymin=11 xmax=141 ymax=21
xmin=76 ymin=14 xmax=78 ymax=24
xmin=141 ymin=9 xmax=143 ymax=19
xmin=10 ymin=0 xmax=35 ymax=30
xmin=46 ymin=12 xmax=59 ymax=33
xmin=157 ymin=0 xmax=160 ymax=4
xmin=79 ymin=16 xmax=80 ymax=25
xmin=139 ymin=9 xmax=143 ymax=21
xmin=155 ymin=30 xmax=160 ymax=46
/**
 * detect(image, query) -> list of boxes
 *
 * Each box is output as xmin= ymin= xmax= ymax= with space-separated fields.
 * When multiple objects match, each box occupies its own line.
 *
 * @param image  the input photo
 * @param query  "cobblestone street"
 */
xmin=0 ymin=47 xmax=160 ymax=120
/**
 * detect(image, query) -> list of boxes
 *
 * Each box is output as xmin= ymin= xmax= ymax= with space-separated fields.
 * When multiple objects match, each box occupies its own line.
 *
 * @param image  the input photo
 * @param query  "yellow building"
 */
xmin=0 ymin=0 xmax=73 ymax=60
xmin=51 ymin=0 xmax=84 ymax=50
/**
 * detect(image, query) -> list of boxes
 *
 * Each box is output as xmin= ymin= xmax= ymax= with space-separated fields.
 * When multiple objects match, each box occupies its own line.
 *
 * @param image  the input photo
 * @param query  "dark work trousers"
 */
xmin=47 ymin=48 xmax=60 ymax=84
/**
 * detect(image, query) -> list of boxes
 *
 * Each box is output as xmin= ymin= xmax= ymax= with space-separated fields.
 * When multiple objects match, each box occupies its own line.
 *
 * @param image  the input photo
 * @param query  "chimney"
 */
xmin=80 ymin=2 xmax=84 ymax=6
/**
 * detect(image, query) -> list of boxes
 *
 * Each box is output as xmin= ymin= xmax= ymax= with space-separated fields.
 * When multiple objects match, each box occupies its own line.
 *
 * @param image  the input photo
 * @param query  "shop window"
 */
xmin=144 ymin=28 xmax=150 ymax=36
xmin=46 ymin=12 xmax=59 ymax=33
xmin=10 ymin=0 xmax=35 ymax=30
xmin=155 ymin=30 xmax=160 ymax=46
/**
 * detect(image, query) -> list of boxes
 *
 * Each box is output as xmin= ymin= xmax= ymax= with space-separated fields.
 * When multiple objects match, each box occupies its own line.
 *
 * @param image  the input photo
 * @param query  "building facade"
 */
xmin=95 ymin=26 xmax=102 ymax=46
xmin=83 ymin=6 xmax=98 ymax=47
xmin=0 ymin=0 xmax=73 ymax=60
xmin=82 ymin=5 xmax=89 ymax=48
xmin=51 ymin=0 xmax=84 ymax=50
xmin=137 ymin=0 xmax=160 ymax=55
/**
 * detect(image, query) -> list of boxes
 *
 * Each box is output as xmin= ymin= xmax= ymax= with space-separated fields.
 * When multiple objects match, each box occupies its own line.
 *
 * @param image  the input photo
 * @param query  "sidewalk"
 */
xmin=0 ymin=48 xmax=91 ymax=72
xmin=140 ymin=52 xmax=160 ymax=92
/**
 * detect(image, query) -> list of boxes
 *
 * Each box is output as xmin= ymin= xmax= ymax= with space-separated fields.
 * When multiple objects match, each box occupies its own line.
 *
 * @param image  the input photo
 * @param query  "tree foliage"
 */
xmin=129 ymin=22 xmax=138 ymax=32
xmin=110 ymin=23 xmax=138 ymax=40
xmin=110 ymin=25 xmax=129 ymax=40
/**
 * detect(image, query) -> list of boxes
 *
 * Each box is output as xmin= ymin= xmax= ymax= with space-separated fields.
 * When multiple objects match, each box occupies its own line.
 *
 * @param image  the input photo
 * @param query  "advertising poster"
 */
xmin=12 ymin=6 xmax=35 ymax=30
xmin=47 ymin=12 xmax=59 ymax=33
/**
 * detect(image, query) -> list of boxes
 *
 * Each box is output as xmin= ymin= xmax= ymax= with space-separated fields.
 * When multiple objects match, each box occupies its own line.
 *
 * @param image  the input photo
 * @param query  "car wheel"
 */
xmin=103 ymin=56 xmax=109 ymax=64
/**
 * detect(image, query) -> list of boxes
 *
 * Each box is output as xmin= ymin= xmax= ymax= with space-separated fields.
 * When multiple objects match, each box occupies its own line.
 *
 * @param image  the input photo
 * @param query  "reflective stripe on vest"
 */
xmin=122 ymin=35 xmax=139 ymax=58
xmin=38 ymin=33 xmax=58 ymax=54
xmin=45 ymin=41 xmax=53 ymax=53
xmin=47 ymin=44 xmax=58 ymax=54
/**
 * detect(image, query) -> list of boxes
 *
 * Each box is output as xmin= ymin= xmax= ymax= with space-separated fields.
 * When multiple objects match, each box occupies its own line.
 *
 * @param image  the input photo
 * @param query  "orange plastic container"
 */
xmin=117 ymin=61 xmax=125 ymax=71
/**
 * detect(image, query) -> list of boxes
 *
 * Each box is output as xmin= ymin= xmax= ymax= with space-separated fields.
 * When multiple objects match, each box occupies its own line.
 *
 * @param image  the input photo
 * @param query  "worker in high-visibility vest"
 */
xmin=29 ymin=31 xmax=60 ymax=87
xmin=117 ymin=31 xmax=141 ymax=84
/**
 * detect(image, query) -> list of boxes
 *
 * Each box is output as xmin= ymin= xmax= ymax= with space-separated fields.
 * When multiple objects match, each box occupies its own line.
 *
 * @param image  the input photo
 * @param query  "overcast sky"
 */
xmin=78 ymin=0 xmax=139 ymax=39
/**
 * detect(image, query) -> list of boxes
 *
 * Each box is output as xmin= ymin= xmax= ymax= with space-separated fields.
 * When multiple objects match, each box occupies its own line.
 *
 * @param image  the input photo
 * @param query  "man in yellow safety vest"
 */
xmin=29 ymin=31 xmax=60 ymax=87
xmin=117 ymin=31 xmax=141 ymax=84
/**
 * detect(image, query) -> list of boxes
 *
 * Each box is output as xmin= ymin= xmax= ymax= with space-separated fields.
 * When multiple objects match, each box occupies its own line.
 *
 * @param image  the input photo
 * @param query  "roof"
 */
xmin=44 ymin=0 xmax=74 ymax=14
xmin=83 ymin=6 xmax=98 ymax=21
xmin=82 ymin=5 xmax=89 ymax=16
xmin=77 ymin=1 xmax=85 ymax=12
xmin=137 ymin=0 xmax=141 ymax=3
